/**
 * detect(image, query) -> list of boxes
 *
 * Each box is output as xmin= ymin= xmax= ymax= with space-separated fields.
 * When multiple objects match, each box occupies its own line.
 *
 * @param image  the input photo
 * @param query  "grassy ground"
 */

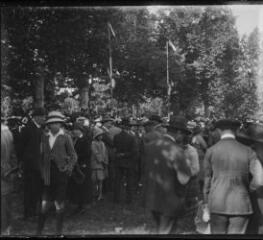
xmin=9 ymin=184 xmax=196 ymax=236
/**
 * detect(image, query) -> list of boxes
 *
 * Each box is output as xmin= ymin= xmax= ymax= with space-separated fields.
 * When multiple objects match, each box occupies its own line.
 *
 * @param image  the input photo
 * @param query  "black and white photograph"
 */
xmin=1 ymin=1 xmax=263 ymax=237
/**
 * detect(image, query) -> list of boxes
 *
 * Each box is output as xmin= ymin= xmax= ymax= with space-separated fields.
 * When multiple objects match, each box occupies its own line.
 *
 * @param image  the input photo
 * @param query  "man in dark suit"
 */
xmin=113 ymin=118 xmax=139 ymax=204
xmin=101 ymin=117 xmax=121 ymax=194
xmin=19 ymin=108 xmax=46 ymax=220
xmin=203 ymin=119 xmax=263 ymax=234
xmin=237 ymin=121 xmax=263 ymax=234
xmin=143 ymin=116 xmax=192 ymax=234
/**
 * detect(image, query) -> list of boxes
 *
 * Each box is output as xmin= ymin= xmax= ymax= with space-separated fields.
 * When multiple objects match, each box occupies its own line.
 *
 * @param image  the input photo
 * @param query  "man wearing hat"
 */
xmin=19 ymin=107 xmax=46 ymax=220
xmin=143 ymin=115 xmax=192 ymax=234
xmin=101 ymin=116 xmax=121 ymax=194
xmin=67 ymin=123 xmax=93 ymax=214
xmin=37 ymin=111 xmax=77 ymax=235
xmin=237 ymin=121 xmax=263 ymax=234
xmin=113 ymin=118 xmax=139 ymax=204
xmin=203 ymin=119 xmax=263 ymax=234
xmin=165 ymin=116 xmax=200 ymax=230
xmin=191 ymin=125 xmax=208 ymax=198
xmin=128 ymin=119 xmax=143 ymax=192
xmin=143 ymin=115 xmax=166 ymax=144
xmin=141 ymin=115 xmax=167 ymax=187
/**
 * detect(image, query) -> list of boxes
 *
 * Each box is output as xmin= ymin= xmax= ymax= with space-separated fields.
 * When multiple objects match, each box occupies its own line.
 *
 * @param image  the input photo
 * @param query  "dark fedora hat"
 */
xmin=143 ymin=115 xmax=163 ymax=126
xmin=215 ymin=119 xmax=241 ymax=130
xmin=168 ymin=116 xmax=192 ymax=135
xmin=129 ymin=119 xmax=140 ymax=126
xmin=101 ymin=116 xmax=115 ymax=123
xmin=237 ymin=122 xmax=263 ymax=144
xmin=149 ymin=115 xmax=163 ymax=123
xmin=122 ymin=118 xmax=131 ymax=126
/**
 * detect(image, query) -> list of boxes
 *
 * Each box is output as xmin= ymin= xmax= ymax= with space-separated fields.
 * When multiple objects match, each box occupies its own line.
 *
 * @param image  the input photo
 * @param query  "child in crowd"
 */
xmin=91 ymin=127 xmax=109 ymax=201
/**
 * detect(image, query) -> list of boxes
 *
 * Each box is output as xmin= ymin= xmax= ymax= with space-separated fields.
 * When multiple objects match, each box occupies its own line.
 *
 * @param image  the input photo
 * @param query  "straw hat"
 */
xmin=45 ymin=111 xmax=65 ymax=125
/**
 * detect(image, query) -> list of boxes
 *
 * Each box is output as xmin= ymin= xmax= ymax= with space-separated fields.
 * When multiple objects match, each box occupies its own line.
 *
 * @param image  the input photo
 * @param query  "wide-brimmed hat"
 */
xmin=129 ymin=119 xmax=140 ymax=126
xmin=192 ymin=126 xmax=202 ymax=135
xmin=93 ymin=127 xmax=104 ymax=139
xmin=215 ymin=119 xmax=241 ymax=130
xmin=120 ymin=118 xmax=130 ymax=127
xmin=237 ymin=122 xmax=263 ymax=144
xmin=73 ymin=122 xmax=85 ymax=132
xmin=45 ymin=111 xmax=66 ymax=125
xmin=32 ymin=107 xmax=46 ymax=117
xmin=76 ymin=116 xmax=87 ymax=122
xmin=94 ymin=116 xmax=102 ymax=123
xmin=143 ymin=115 xmax=163 ymax=126
xmin=101 ymin=116 xmax=115 ymax=124
xmin=168 ymin=116 xmax=192 ymax=135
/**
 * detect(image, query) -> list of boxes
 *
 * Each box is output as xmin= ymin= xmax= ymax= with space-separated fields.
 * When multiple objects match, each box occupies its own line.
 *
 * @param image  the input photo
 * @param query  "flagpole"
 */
xmin=166 ymin=40 xmax=171 ymax=120
xmin=108 ymin=24 xmax=113 ymax=99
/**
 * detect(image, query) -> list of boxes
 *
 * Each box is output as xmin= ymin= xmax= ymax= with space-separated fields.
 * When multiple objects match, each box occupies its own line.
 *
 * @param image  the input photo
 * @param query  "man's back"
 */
xmin=204 ymin=138 xmax=257 ymax=215
xmin=114 ymin=130 xmax=134 ymax=154
xmin=114 ymin=130 xmax=137 ymax=168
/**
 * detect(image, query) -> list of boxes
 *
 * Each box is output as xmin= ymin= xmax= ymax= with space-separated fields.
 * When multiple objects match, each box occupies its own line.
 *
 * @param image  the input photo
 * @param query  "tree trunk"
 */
xmin=35 ymin=64 xmax=45 ymax=109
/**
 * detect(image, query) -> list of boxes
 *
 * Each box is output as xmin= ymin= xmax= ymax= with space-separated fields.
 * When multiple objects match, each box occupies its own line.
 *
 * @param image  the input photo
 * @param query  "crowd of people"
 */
xmin=1 ymin=107 xmax=263 ymax=235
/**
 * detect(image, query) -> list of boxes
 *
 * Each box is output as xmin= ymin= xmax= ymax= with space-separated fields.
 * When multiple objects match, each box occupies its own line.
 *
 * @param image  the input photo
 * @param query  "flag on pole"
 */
xmin=168 ymin=40 xmax=177 ymax=52
xmin=107 ymin=22 xmax=116 ymax=38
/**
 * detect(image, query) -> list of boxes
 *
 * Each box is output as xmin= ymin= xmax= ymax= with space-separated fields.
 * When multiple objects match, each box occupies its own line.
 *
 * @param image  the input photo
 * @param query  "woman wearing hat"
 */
xmin=37 ymin=111 xmax=77 ymax=236
xmin=91 ymin=127 xmax=109 ymax=202
xmin=203 ymin=119 xmax=263 ymax=234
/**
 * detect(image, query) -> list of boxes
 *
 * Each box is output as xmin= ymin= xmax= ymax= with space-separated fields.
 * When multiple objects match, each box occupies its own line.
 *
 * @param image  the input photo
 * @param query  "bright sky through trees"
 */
xmin=147 ymin=5 xmax=263 ymax=38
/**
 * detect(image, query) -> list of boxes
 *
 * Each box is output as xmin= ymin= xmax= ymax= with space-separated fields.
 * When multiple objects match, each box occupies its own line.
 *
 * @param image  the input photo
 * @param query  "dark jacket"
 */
xmin=143 ymin=134 xmax=192 ymax=217
xmin=74 ymin=135 xmax=92 ymax=166
xmin=113 ymin=130 xmax=138 ymax=169
xmin=19 ymin=120 xmax=43 ymax=171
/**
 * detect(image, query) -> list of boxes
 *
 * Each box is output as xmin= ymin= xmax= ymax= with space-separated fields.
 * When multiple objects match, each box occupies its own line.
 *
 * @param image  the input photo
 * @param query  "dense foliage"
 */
xmin=1 ymin=6 xmax=261 ymax=119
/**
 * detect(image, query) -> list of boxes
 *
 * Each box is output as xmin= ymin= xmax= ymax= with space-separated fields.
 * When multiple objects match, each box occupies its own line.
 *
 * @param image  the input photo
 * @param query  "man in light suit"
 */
xmin=203 ymin=119 xmax=263 ymax=234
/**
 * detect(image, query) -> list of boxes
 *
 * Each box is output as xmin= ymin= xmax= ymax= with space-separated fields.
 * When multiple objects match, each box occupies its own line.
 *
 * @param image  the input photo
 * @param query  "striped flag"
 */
xmin=107 ymin=22 xmax=116 ymax=38
xmin=168 ymin=40 xmax=177 ymax=52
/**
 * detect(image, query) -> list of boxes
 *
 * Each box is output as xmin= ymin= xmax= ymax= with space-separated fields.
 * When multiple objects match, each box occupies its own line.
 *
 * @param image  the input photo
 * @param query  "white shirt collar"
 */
xmin=48 ymin=128 xmax=64 ymax=149
xmin=48 ymin=128 xmax=64 ymax=137
xmin=221 ymin=132 xmax=236 ymax=140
